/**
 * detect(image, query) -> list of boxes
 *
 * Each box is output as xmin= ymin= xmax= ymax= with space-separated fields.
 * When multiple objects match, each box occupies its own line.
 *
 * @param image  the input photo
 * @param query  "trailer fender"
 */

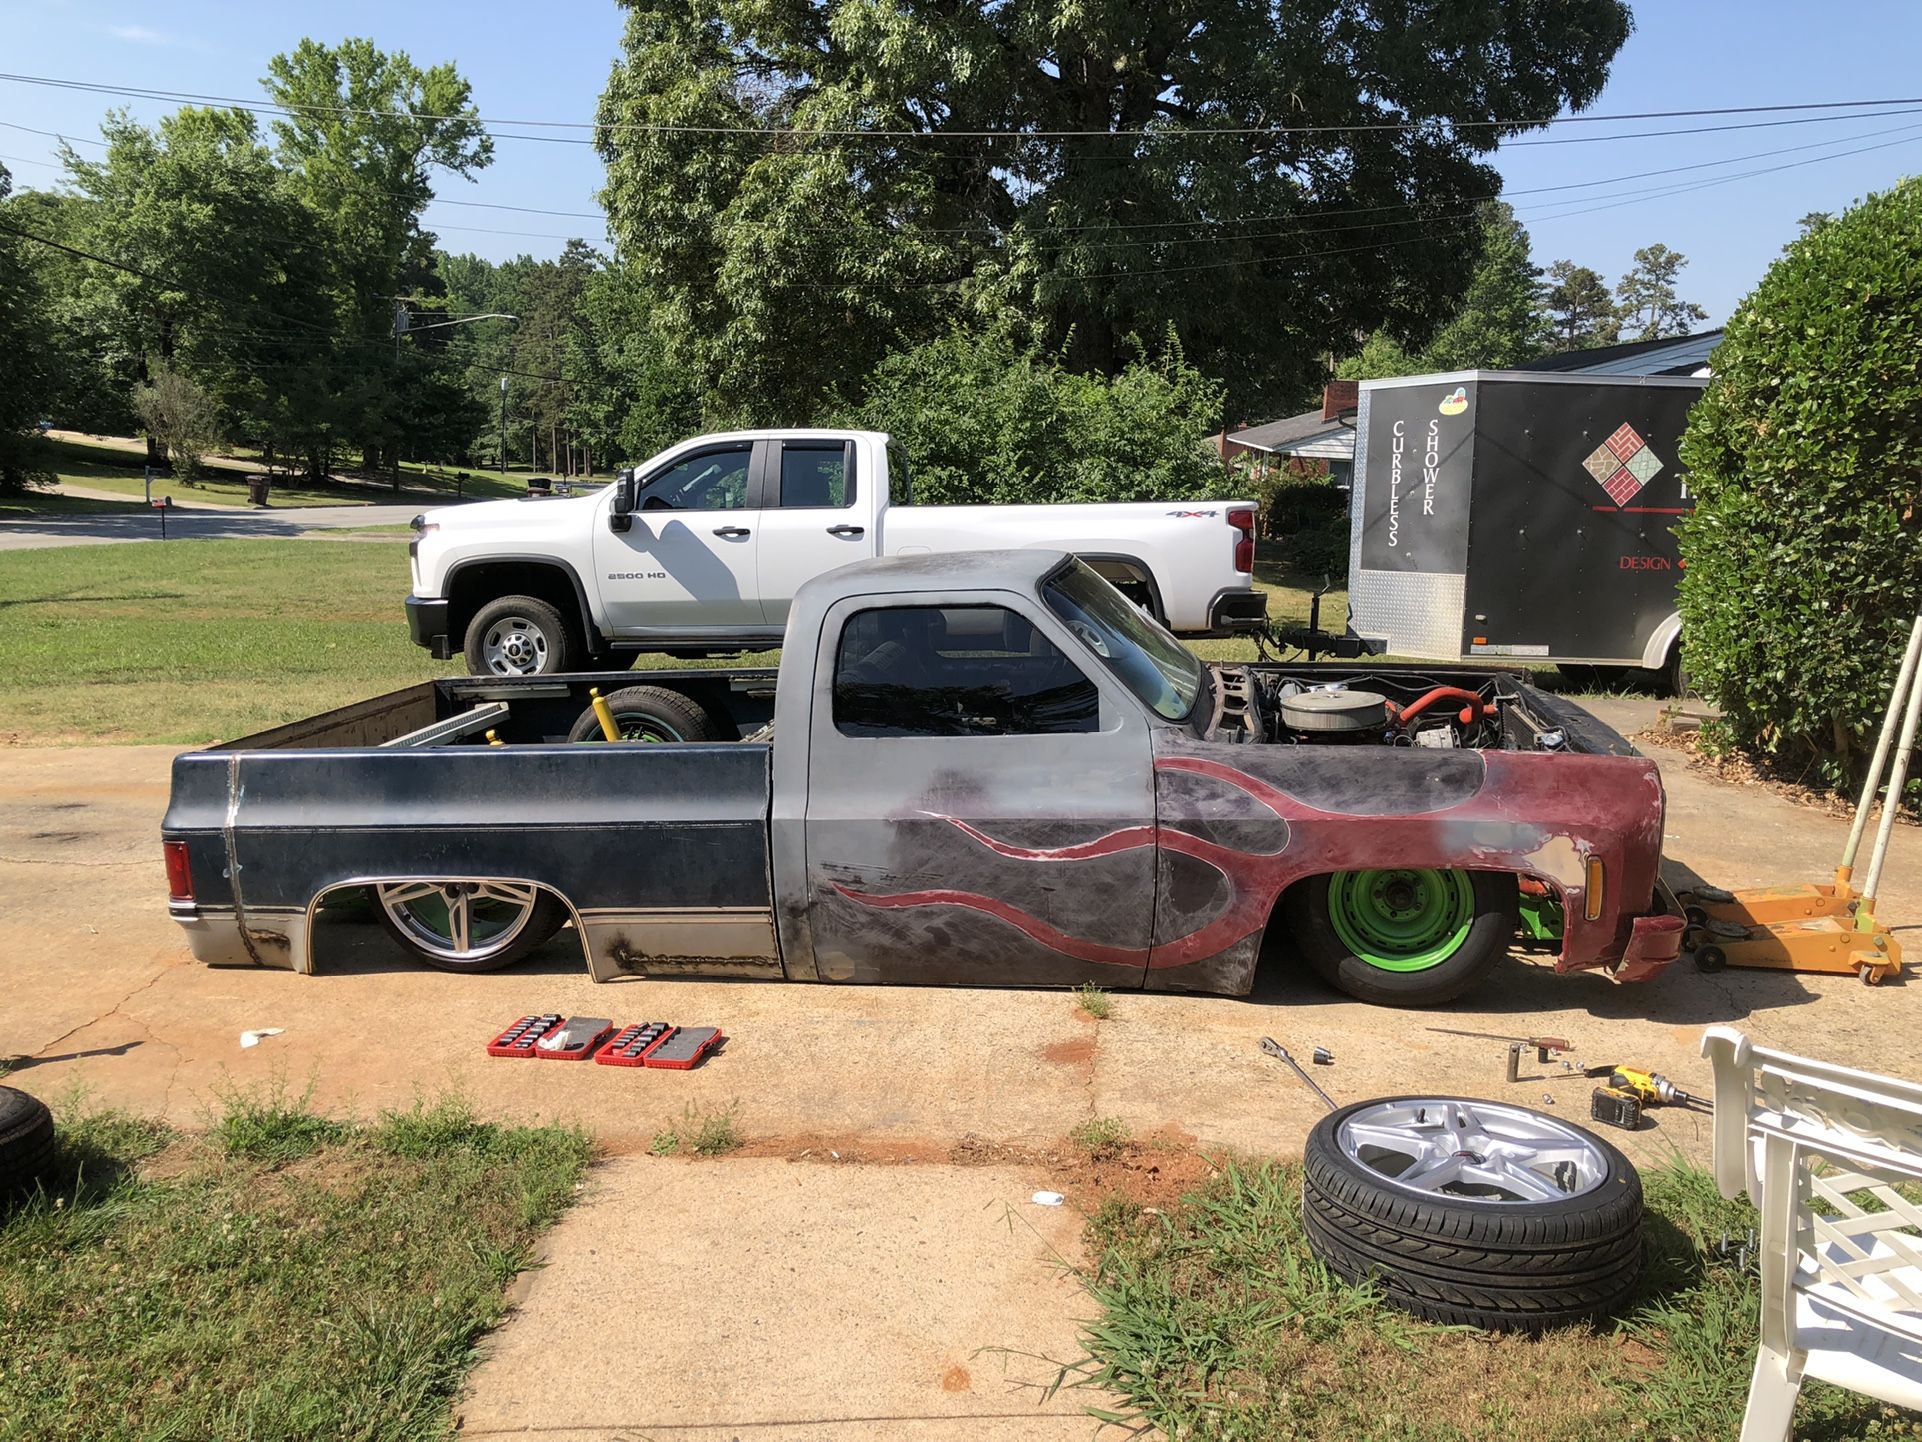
xmin=1639 ymin=612 xmax=1682 ymax=673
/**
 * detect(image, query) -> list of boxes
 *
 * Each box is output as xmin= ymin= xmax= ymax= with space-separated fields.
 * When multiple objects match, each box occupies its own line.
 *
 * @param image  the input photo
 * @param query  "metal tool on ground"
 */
xmin=1673 ymin=610 xmax=1921 ymax=986
xmin=1590 ymin=1086 xmax=1644 ymax=1131
xmin=1312 ymin=1047 xmax=1334 ymax=1066
xmin=1598 ymin=1066 xmax=1709 ymax=1112
xmin=1259 ymin=1037 xmax=1338 ymax=1113
xmin=1425 ymin=1027 xmax=1572 ymax=1083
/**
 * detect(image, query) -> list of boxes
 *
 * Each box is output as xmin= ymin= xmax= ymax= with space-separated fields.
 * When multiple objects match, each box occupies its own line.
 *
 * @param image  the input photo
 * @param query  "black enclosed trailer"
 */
xmin=1344 ymin=371 xmax=1706 ymax=684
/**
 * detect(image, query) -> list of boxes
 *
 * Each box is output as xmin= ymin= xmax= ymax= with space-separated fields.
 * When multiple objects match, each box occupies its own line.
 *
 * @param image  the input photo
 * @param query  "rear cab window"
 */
xmin=777 ymin=443 xmax=854 ymax=508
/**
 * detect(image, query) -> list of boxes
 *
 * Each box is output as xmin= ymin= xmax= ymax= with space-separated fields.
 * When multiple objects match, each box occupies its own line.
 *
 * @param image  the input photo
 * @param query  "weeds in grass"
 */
xmin=1074 ymin=983 xmax=1112 ymax=1020
xmin=1065 ymin=1154 xmax=1922 ymax=1442
xmin=0 ymin=1091 xmax=590 ymax=1441
xmin=1069 ymin=1116 xmax=1130 ymax=1162
xmin=651 ymin=1101 xmax=742 ymax=1157
xmin=210 ymin=1077 xmax=349 ymax=1161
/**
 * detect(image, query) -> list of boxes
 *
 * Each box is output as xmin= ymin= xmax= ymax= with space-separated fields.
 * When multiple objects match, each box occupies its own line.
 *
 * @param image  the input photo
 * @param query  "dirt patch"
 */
xmin=1040 ymin=1035 xmax=1095 ymax=1067
xmin=940 ymin=1364 xmax=971 ymax=1392
xmin=1054 ymin=1125 xmax=1215 ymax=1214
xmin=729 ymin=1131 xmax=956 ymax=1165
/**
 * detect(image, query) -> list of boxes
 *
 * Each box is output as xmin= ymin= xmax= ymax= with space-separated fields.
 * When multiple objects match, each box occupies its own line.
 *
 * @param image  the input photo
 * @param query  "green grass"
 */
xmin=650 ymin=1101 xmax=743 ymax=1157
xmin=1074 ymin=983 xmax=1113 ymax=1021
xmin=0 ymin=1091 xmax=591 ymax=1442
xmin=1069 ymin=1116 xmax=1131 ymax=1161
xmin=0 ymin=490 xmax=145 ymax=519
xmin=1063 ymin=1158 xmax=1922 ymax=1442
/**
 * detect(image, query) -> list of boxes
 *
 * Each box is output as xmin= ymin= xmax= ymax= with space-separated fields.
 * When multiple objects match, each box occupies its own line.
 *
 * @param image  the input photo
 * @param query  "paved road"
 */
xmin=0 ymin=501 xmax=429 ymax=551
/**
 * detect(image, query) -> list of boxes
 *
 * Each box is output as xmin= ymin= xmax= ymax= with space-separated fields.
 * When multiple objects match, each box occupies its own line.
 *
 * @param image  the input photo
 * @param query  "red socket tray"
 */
xmin=643 ymin=1026 xmax=724 ymax=1070
xmin=594 ymin=1022 xmax=675 ymax=1067
xmin=534 ymin=1017 xmax=617 ymax=1061
xmin=487 ymin=1014 xmax=562 ymax=1058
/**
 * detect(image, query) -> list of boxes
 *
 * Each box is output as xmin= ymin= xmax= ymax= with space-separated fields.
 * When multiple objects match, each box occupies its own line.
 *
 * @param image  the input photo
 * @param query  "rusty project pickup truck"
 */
xmin=163 ymin=553 xmax=1684 ymax=1007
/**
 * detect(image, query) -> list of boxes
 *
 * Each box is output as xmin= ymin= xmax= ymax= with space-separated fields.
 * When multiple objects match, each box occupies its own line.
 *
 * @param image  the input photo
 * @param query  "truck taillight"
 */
xmin=1228 ymin=507 xmax=1256 ymax=573
xmin=164 ymin=840 xmax=194 ymax=902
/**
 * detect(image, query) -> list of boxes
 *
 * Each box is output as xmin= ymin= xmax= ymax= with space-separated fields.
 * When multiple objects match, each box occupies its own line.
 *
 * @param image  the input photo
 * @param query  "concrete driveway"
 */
xmin=0 ymin=502 xmax=430 ymax=551
xmin=1 ymin=701 xmax=1916 ymax=1438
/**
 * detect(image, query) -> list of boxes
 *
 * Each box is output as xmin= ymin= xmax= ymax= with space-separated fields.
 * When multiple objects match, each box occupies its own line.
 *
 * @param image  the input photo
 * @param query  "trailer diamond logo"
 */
xmin=1582 ymin=423 xmax=1664 ymax=507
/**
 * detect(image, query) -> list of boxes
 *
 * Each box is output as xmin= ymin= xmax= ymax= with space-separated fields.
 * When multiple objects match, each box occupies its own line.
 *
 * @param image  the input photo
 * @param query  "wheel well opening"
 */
xmin=1082 ymin=556 xmax=1163 ymax=620
xmin=303 ymin=878 xmax=590 ymax=975
xmin=447 ymin=563 xmax=588 ymax=647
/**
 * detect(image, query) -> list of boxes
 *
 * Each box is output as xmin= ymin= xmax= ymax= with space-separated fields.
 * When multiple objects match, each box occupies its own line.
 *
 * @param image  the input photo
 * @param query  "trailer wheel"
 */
xmin=0 ymin=1085 xmax=56 ymax=1201
xmin=465 ymin=595 xmax=577 ymax=677
xmin=566 ymin=685 xmax=723 ymax=743
xmin=374 ymin=881 xmax=566 ymax=973
xmin=1303 ymin=1096 xmax=1643 ymax=1332
xmin=1286 ymin=869 xmax=1516 ymax=1006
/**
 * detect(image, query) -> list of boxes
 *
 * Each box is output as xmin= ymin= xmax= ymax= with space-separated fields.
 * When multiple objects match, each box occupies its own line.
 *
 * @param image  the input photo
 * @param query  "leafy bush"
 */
xmin=1677 ymin=178 xmax=1922 ymax=793
xmin=840 ymin=328 xmax=1232 ymax=506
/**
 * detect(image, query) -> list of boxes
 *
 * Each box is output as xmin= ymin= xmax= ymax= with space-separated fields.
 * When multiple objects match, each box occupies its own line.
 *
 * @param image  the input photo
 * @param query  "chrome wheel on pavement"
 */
xmin=1335 ymin=1097 xmax=1609 ymax=1202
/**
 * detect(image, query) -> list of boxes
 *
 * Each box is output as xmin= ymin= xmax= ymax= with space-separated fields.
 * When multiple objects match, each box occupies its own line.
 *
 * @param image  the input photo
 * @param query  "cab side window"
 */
xmin=639 ymin=446 xmax=751 ymax=511
xmin=778 ymin=444 xmax=852 ymax=508
xmin=833 ymin=606 xmax=1100 ymax=737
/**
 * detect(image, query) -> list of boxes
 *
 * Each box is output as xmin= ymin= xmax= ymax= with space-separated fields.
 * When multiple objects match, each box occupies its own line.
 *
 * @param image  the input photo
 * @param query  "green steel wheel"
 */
xmin=564 ymin=685 xmax=724 ymax=744
xmin=1286 ymin=869 xmax=1518 ymax=1007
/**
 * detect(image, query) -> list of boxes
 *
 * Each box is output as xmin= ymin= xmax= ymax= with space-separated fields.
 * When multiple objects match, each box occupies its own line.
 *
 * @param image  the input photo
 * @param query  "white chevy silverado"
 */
xmin=405 ymin=428 xmax=1267 ymax=674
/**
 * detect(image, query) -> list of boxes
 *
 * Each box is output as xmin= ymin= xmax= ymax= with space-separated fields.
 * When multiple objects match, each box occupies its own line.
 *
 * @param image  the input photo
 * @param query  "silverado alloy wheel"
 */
xmin=373 ymin=881 xmax=567 ymax=973
xmin=1303 ymin=1096 xmax=1644 ymax=1332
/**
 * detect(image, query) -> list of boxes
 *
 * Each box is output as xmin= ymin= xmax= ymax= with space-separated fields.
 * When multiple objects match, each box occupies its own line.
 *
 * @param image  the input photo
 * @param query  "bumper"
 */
xmin=405 ymin=595 xmax=454 ymax=660
xmin=1209 ymin=587 xmax=1269 ymax=631
xmin=1610 ymin=912 xmax=1687 ymax=983
xmin=170 ymin=907 xmax=300 ymax=972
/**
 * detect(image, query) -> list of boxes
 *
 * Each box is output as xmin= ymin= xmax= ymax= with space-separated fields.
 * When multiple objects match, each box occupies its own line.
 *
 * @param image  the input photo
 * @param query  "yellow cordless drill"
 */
xmin=1588 ymin=1066 xmax=1710 ymax=1130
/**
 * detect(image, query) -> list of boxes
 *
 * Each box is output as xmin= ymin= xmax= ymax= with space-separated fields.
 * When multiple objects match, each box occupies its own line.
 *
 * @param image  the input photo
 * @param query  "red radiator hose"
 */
xmin=1386 ymin=686 xmax=1498 ymax=727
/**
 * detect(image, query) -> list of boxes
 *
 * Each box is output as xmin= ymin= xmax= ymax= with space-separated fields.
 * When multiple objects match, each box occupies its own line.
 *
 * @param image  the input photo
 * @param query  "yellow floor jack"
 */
xmin=1675 ymin=612 xmax=1922 ymax=987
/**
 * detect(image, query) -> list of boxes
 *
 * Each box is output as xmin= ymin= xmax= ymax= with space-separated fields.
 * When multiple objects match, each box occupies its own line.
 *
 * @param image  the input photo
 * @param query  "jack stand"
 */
xmin=1677 ymin=611 xmax=1920 ymax=986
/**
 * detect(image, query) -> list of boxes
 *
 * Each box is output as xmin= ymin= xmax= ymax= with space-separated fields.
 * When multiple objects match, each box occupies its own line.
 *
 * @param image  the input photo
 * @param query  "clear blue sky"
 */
xmin=3 ymin=0 xmax=1920 ymax=325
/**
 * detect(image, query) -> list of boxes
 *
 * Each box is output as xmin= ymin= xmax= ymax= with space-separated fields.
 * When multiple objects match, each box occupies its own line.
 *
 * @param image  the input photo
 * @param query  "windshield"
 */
xmin=1043 ymin=559 xmax=1207 ymax=722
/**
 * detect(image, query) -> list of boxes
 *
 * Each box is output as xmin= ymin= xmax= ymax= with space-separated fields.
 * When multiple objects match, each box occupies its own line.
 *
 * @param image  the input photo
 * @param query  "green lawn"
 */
xmin=0 ymin=491 xmax=143 ymax=519
xmin=0 ymin=1092 xmax=590 ymax=1442
xmin=1067 ymin=1157 xmax=1917 ymax=1442
xmin=0 ymin=534 xmax=1343 ymax=746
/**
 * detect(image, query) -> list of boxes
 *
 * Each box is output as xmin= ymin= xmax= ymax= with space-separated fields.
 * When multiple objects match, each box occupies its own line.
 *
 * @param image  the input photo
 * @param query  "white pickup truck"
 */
xmin=405 ymin=428 xmax=1267 ymax=674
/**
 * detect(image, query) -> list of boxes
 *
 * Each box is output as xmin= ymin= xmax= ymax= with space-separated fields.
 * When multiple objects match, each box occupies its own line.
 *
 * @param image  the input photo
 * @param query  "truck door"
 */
xmin=801 ymin=596 xmax=1156 ymax=987
xmin=593 ymin=440 xmax=765 ymax=633
xmin=752 ymin=440 xmax=871 ymax=626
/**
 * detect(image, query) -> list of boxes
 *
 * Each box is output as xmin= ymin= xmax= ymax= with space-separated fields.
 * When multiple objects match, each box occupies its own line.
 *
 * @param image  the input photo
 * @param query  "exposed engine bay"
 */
xmin=1203 ymin=664 xmax=1576 ymax=752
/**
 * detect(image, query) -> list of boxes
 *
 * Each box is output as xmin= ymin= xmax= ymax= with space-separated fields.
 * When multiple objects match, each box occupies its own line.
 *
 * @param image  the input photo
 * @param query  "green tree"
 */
xmin=838 ymin=328 xmax=1227 ymax=505
xmin=263 ymin=38 xmax=493 ymax=479
xmin=1614 ymin=243 xmax=1708 ymax=342
xmin=1676 ymin=178 xmax=1922 ymax=793
xmin=597 ymin=0 xmax=1633 ymax=421
xmin=133 ymin=365 xmax=220 ymax=478
xmin=0 ymin=163 xmax=61 ymax=493
xmin=1338 ymin=201 xmax=1548 ymax=376
xmin=1541 ymin=260 xmax=1621 ymax=351
xmin=565 ymin=263 xmax=700 ymax=467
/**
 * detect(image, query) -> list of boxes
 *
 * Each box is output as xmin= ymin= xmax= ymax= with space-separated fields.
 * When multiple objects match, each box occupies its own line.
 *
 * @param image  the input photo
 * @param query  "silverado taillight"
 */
xmin=1228 ymin=507 xmax=1256 ymax=573
xmin=164 ymin=840 xmax=194 ymax=902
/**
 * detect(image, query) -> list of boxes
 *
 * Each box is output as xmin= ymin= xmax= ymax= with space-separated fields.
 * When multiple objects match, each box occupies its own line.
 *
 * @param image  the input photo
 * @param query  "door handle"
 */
xmin=827 ymin=524 xmax=865 ymax=537
xmin=713 ymin=526 xmax=751 ymax=538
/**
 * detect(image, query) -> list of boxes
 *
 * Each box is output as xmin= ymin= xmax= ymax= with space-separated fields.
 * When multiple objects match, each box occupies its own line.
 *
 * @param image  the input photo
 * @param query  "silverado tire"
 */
xmin=464 ymin=595 xmax=577 ymax=677
xmin=0 ymin=1085 xmax=57 ymax=1200
xmin=1285 ymin=869 xmax=1517 ymax=1007
xmin=1302 ymin=1097 xmax=1644 ymax=1332
xmin=565 ymin=685 xmax=725 ymax=743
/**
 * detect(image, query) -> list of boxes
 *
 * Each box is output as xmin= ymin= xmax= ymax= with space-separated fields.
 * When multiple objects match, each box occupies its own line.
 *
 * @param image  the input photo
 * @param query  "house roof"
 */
xmin=1516 ymin=329 xmax=1722 ymax=377
xmin=1222 ymin=409 xmax=1350 ymax=453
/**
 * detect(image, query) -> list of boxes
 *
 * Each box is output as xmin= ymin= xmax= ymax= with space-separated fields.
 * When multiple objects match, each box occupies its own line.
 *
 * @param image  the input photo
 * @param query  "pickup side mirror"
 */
xmin=609 ymin=468 xmax=635 ymax=533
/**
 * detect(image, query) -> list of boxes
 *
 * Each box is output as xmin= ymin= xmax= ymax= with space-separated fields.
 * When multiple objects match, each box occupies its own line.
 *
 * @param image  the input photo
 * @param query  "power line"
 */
xmin=6 ymin=68 xmax=1922 ymax=143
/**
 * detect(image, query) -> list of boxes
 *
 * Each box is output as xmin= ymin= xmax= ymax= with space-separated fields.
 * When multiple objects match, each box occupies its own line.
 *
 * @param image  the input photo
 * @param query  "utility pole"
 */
xmin=499 ymin=375 xmax=508 ymax=477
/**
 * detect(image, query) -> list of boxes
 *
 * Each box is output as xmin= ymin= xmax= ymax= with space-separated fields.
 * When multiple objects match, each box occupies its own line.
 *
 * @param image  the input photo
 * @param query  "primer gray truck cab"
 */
xmin=165 ymin=552 xmax=1683 ymax=1007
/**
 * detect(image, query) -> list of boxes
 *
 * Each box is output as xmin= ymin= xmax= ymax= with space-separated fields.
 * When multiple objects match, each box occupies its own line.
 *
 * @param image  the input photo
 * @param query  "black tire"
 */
xmin=0 ymin=1085 xmax=57 ymax=1200
xmin=1694 ymin=943 xmax=1727 ymax=973
xmin=373 ymin=884 xmax=568 ymax=973
xmin=464 ymin=595 xmax=577 ymax=677
xmin=1284 ymin=870 xmax=1517 ymax=1007
xmin=565 ymin=685 xmax=724 ymax=743
xmin=1302 ymin=1098 xmax=1644 ymax=1332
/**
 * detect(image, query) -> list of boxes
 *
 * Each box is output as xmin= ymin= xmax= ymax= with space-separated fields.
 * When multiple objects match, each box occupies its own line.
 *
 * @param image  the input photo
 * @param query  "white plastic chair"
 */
xmin=1700 ymin=1025 xmax=1922 ymax=1441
